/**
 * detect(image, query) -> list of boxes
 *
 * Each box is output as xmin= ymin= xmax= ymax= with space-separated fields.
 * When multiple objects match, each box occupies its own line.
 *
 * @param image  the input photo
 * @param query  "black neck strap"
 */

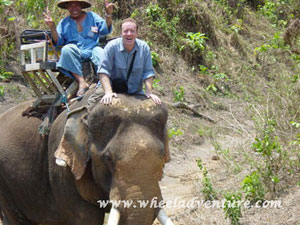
xmin=126 ymin=50 xmax=137 ymax=81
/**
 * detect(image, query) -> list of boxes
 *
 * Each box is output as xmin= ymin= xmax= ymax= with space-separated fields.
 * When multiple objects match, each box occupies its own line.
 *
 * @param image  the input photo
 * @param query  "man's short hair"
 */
xmin=121 ymin=18 xmax=138 ymax=31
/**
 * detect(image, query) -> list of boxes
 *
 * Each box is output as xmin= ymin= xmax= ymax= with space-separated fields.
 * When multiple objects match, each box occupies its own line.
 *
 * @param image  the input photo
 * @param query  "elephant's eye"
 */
xmin=102 ymin=153 xmax=112 ymax=162
xmin=101 ymin=151 xmax=114 ymax=172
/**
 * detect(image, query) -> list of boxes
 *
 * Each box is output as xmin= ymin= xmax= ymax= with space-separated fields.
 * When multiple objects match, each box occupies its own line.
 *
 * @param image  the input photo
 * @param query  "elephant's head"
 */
xmin=56 ymin=94 xmax=173 ymax=225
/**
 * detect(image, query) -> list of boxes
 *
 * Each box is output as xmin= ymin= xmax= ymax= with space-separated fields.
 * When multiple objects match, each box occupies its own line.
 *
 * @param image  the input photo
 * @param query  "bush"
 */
xmin=242 ymin=171 xmax=265 ymax=204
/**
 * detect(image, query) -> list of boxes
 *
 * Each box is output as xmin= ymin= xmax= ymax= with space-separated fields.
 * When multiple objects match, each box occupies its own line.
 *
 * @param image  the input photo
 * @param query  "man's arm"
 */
xmin=142 ymin=43 xmax=161 ymax=105
xmin=43 ymin=7 xmax=59 ymax=44
xmin=104 ymin=0 xmax=113 ymax=29
xmin=105 ymin=16 xmax=112 ymax=29
xmin=145 ymin=77 xmax=161 ymax=105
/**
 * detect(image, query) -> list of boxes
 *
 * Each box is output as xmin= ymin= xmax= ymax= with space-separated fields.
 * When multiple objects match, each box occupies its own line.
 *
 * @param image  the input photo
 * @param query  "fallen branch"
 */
xmin=166 ymin=102 xmax=216 ymax=123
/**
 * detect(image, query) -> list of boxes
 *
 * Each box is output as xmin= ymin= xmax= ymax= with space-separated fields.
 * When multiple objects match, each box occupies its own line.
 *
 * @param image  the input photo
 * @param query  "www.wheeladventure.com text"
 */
xmin=97 ymin=197 xmax=282 ymax=209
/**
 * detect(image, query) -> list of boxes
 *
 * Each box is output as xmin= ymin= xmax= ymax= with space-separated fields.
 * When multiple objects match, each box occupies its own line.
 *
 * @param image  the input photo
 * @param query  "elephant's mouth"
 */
xmin=107 ymin=206 xmax=174 ymax=225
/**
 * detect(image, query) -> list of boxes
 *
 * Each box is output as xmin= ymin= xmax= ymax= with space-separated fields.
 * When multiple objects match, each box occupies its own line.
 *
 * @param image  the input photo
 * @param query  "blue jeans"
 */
xmin=56 ymin=44 xmax=105 ymax=79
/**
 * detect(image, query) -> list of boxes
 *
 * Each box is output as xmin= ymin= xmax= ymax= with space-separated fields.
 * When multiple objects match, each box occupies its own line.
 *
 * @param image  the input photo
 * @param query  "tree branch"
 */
xmin=166 ymin=102 xmax=216 ymax=123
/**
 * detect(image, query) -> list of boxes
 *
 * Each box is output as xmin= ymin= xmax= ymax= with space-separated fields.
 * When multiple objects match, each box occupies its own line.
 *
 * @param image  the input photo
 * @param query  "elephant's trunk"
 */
xmin=109 ymin=184 xmax=157 ymax=225
xmin=109 ymin=183 xmax=176 ymax=225
xmin=124 ymin=186 xmax=156 ymax=225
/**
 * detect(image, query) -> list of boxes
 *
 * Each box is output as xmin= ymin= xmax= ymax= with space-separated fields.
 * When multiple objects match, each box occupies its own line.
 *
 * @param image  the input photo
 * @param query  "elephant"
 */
xmin=0 ymin=90 xmax=174 ymax=225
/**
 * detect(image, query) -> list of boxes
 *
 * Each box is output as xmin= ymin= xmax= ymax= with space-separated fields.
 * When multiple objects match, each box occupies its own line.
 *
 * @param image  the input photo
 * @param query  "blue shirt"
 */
xmin=99 ymin=37 xmax=155 ymax=94
xmin=56 ymin=11 xmax=112 ymax=59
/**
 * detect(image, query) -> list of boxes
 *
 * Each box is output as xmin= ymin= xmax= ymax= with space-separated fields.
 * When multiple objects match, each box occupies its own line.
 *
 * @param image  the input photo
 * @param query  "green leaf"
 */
xmin=1 ymin=0 xmax=13 ymax=6
xmin=272 ymin=176 xmax=280 ymax=184
xmin=0 ymin=86 xmax=4 ymax=97
xmin=8 ymin=16 xmax=16 ymax=21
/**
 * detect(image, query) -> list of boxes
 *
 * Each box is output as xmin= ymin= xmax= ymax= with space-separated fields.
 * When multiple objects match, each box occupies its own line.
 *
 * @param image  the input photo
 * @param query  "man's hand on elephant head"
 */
xmin=100 ymin=92 xmax=117 ymax=105
xmin=146 ymin=93 xmax=162 ymax=105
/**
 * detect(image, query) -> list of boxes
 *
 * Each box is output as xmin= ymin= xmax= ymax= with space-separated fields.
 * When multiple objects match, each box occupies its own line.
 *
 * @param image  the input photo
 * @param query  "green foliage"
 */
xmin=230 ymin=19 xmax=243 ymax=33
xmin=223 ymin=192 xmax=242 ymax=225
xmin=213 ymin=73 xmax=230 ymax=81
xmin=152 ymin=79 xmax=164 ymax=92
xmin=151 ymin=51 xmax=160 ymax=66
xmin=168 ymin=128 xmax=183 ymax=139
xmin=0 ymin=0 xmax=12 ymax=13
xmin=202 ymin=167 xmax=218 ymax=201
xmin=252 ymin=119 xmax=288 ymax=192
xmin=146 ymin=3 xmax=162 ymax=21
xmin=205 ymin=69 xmax=231 ymax=95
xmin=0 ymin=0 xmax=12 ymax=14
xmin=196 ymin=159 xmax=203 ymax=170
xmin=130 ymin=9 xmax=139 ymax=18
xmin=197 ymin=128 xmax=204 ymax=137
xmin=180 ymin=32 xmax=207 ymax=52
xmin=290 ymin=133 xmax=300 ymax=147
xmin=206 ymin=84 xmax=217 ymax=93
xmin=258 ymin=0 xmax=289 ymax=26
xmin=290 ymin=53 xmax=300 ymax=63
xmin=242 ymin=171 xmax=265 ymax=204
xmin=258 ymin=0 xmax=279 ymax=24
xmin=0 ymin=0 xmax=13 ymax=5
xmin=257 ymin=0 xmax=300 ymax=27
xmin=254 ymin=44 xmax=272 ymax=55
xmin=146 ymin=3 xmax=180 ymax=45
xmin=0 ymin=71 xmax=13 ymax=81
xmin=253 ymin=119 xmax=277 ymax=150
xmin=196 ymin=159 xmax=218 ymax=201
xmin=254 ymin=32 xmax=286 ymax=55
xmin=205 ymin=51 xmax=216 ymax=62
xmin=213 ymin=141 xmax=242 ymax=173
xmin=199 ymin=65 xmax=209 ymax=74
xmin=290 ymin=74 xmax=299 ymax=83
xmin=270 ymin=32 xmax=286 ymax=49
xmin=0 ymin=85 xmax=4 ymax=97
xmin=14 ymin=0 xmax=53 ymax=27
xmin=173 ymin=86 xmax=185 ymax=102
xmin=290 ymin=121 xmax=300 ymax=149
xmin=290 ymin=121 xmax=300 ymax=128
xmin=252 ymin=125 xmax=281 ymax=158
xmin=0 ymin=40 xmax=15 ymax=72
xmin=254 ymin=32 xmax=288 ymax=75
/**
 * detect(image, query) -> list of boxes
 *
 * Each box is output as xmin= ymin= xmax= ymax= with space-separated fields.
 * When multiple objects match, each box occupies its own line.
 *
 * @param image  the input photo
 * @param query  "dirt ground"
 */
xmin=0 ymin=80 xmax=299 ymax=225
xmin=156 ymin=136 xmax=300 ymax=225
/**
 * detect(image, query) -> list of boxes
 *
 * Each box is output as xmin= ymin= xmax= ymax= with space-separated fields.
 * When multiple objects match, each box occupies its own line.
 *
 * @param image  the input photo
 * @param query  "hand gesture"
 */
xmin=104 ymin=0 xmax=114 ymax=15
xmin=43 ymin=7 xmax=55 ymax=28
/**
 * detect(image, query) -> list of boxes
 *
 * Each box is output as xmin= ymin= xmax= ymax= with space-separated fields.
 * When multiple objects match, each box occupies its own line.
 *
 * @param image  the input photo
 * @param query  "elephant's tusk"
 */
xmin=157 ymin=209 xmax=175 ymax=225
xmin=107 ymin=207 xmax=120 ymax=225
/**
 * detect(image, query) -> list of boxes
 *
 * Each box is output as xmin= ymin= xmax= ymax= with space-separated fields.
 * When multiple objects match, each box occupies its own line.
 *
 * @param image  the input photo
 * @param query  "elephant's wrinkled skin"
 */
xmin=0 ymin=91 xmax=169 ymax=225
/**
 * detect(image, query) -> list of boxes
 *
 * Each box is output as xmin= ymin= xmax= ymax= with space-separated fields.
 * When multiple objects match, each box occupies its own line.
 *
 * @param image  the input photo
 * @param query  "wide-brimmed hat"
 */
xmin=57 ymin=0 xmax=91 ymax=9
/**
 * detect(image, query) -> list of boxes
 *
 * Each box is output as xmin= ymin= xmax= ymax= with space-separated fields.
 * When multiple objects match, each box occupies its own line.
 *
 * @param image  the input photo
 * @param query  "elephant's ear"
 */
xmin=55 ymin=107 xmax=89 ymax=180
